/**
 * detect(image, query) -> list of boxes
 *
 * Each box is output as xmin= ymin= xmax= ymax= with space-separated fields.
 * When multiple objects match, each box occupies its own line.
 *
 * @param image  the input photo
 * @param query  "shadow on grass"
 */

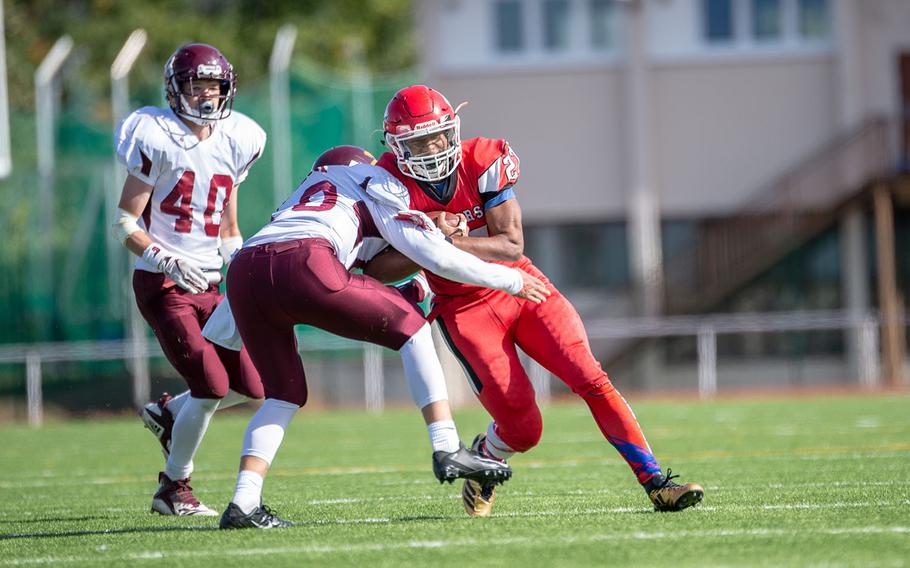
xmin=0 ymin=515 xmax=128 ymax=526
xmin=0 ymin=514 xmax=450 ymax=540
xmin=1 ymin=524 xmax=218 ymax=540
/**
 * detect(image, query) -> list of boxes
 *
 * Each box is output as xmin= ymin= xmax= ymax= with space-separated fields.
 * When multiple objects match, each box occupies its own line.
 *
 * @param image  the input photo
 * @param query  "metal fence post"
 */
xmin=364 ymin=344 xmax=384 ymax=413
xmin=26 ymin=352 xmax=43 ymax=426
xmin=0 ymin=1 xmax=12 ymax=178
xmin=697 ymin=325 xmax=718 ymax=399
xmin=109 ymin=29 xmax=146 ymax=322
xmin=269 ymin=24 xmax=297 ymax=207
xmin=32 ymin=36 xmax=74 ymax=339
xmin=110 ymin=30 xmax=149 ymax=409
xmin=858 ymin=315 xmax=881 ymax=389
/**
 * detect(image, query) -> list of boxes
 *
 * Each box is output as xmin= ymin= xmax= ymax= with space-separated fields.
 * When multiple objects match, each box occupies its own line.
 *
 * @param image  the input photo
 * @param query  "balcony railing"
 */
xmin=664 ymin=117 xmax=894 ymax=314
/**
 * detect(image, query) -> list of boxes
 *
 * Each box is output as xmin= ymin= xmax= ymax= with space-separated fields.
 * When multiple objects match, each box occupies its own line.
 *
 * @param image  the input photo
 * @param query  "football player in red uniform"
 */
xmin=367 ymin=85 xmax=704 ymax=516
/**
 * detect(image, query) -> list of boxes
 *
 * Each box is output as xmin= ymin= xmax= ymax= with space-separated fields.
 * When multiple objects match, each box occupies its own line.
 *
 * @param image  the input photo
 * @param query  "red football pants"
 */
xmin=434 ymin=258 xmax=662 ymax=483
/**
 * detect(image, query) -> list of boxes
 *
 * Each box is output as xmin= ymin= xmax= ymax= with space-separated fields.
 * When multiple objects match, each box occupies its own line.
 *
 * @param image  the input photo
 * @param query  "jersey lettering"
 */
xmin=502 ymin=146 xmax=519 ymax=184
xmin=160 ymin=171 xmax=195 ymax=233
xmin=292 ymin=180 xmax=338 ymax=212
xmin=204 ymin=174 xmax=234 ymax=236
xmin=462 ymin=206 xmax=484 ymax=222
xmin=160 ymin=170 xmax=234 ymax=236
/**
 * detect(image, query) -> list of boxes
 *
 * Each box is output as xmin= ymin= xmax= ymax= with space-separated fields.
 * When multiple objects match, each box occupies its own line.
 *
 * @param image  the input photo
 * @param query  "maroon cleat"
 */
xmin=151 ymin=472 xmax=217 ymax=516
xmin=139 ymin=393 xmax=174 ymax=459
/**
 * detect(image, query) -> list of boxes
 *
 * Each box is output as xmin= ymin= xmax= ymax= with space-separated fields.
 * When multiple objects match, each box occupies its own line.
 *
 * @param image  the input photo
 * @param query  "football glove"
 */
xmin=142 ymin=243 xmax=208 ymax=294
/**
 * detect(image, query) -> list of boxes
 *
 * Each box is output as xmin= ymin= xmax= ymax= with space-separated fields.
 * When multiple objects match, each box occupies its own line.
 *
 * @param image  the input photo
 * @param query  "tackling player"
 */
xmin=210 ymin=146 xmax=549 ymax=529
xmin=366 ymin=85 xmax=705 ymax=516
xmin=112 ymin=44 xmax=265 ymax=516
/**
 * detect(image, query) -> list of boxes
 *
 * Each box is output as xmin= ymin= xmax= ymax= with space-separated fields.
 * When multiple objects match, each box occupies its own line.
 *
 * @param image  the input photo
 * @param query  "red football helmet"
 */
xmin=383 ymin=85 xmax=466 ymax=182
xmin=165 ymin=43 xmax=236 ymax=125
xmin=312 ymin=145 xmax=377 ymax=171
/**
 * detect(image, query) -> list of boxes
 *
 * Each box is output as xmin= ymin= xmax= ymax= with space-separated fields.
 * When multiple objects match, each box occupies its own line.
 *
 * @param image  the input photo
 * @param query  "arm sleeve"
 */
xmin=367 ymin=200 xmax=523 ymax=294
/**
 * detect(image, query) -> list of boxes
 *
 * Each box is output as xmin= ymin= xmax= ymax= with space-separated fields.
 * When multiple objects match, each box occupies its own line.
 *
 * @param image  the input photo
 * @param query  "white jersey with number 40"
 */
xmin=115 ymin=106 xmax=266 ymax=272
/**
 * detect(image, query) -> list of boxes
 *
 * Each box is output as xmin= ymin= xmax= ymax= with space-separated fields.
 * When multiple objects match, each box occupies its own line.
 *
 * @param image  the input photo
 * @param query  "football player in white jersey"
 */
xmin=112 ymin=43 xmax=266 ymax=516
xmin=207 ymin=146 xmax=549 ymax=529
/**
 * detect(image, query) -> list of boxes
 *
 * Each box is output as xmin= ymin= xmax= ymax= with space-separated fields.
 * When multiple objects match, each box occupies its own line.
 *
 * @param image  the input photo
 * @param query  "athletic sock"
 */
xmin=427 ymin=420 xmax=460 ymax=453
xmin=232 ymin=470 xmax=264 ymax=515
xmin=164 ymin=396 xmax=220 ymax=481
xmin=164 ymin=390 xmax=190 ymax=416
xmin=643 ymin=473 xmax=667 ymax=494
xmin=241 ymin=398 xmax=299 ymax=465
xmin=219 ymin=389 xmax=252 ymax=410
xmin=484 ymin=422 xmax=515 ymax=462
xmin=399 ymin=324 xmax=449 ymax=409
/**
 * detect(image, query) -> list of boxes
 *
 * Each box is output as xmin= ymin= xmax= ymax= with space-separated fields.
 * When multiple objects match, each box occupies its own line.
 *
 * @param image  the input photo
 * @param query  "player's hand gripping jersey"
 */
xmin=377 ymin=137 xmax=520 ymax=298
xmin=115 ymin=106 xmax=266 ymax=272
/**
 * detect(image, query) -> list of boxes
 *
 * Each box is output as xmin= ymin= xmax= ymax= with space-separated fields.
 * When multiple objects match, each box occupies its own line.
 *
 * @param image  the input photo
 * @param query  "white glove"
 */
xmin=395 ymin=210 xmax=441 ymax=234
xmin=142 ymin=243 xmax=208 ymax=294
xmin=219 ymin=235 xmax=243 ymax=265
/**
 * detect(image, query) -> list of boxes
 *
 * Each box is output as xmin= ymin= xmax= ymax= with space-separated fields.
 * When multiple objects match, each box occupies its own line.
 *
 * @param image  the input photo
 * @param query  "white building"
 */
xmin=415 ymin=0 xmax=910 ymax=392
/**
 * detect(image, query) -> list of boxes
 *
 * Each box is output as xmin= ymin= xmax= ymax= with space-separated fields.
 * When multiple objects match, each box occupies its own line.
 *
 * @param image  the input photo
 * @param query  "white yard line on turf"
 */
xmin=2 ymin=526 xmax=908 ymax=565
xmin=3 ymin=447 xmax=910 ymax=488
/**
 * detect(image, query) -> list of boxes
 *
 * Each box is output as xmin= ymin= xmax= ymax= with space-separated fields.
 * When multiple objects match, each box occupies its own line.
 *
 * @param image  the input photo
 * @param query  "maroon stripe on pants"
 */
xmin=226 ymin=238 xmax=427 ymax=406
xmin=132 ymin=270 xmax=263 ymax=399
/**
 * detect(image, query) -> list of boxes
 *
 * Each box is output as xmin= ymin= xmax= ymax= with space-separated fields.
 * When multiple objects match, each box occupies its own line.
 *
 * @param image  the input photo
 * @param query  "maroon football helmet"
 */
xmin=164 ymin=43 xmax=236 ymax=125
xmin=312 ymin=145 xmax=377 ymax=171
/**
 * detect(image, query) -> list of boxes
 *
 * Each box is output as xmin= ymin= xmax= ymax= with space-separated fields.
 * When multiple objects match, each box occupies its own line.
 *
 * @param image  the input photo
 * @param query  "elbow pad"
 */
xmin=112 ymin=208 xmax=141 ymax=244
xmin=219 ymin=235 xmax=244 ymax=263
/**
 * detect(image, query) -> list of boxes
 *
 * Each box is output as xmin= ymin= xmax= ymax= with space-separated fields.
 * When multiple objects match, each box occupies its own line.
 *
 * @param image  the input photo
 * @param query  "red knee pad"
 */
xmin=496 ymin=411 xmax=543 ymax=453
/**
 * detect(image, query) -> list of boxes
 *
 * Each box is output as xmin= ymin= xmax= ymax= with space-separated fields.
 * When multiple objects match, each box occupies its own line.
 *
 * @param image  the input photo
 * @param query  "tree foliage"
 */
xmin=4 ymin=0 xmax=416 ymax=112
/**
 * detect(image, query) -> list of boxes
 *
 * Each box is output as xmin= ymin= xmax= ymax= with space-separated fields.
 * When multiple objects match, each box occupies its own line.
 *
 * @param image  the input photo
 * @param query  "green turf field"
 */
xmin=2 ymin=394 xmax=908 ymax=567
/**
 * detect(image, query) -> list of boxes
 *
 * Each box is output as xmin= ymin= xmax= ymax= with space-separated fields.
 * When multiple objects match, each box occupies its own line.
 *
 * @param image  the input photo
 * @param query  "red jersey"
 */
xmin=377 ymin=137 xmax=521 ymax=298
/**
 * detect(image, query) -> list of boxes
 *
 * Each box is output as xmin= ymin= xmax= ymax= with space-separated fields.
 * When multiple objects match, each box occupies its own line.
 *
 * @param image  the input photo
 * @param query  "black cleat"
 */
xmin=219 ymin=502 xmax=293 ymax=530
xmin=139 ymin=393 xmax=174 ymax=459
xmin=432 ymin=442 xmax=513 ymax=485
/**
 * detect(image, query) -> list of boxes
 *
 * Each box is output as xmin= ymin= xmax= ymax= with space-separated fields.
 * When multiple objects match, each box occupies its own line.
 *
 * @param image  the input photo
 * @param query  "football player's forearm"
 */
xmin=124 ymin=230 xmax=153 ymax=257
xmin=362 ymin=248 xmax=421 ymax=283
xmin=399 ymin=233 xmax=522 ymax=294
xmin=448 ymin=233 xmax=523 ymax=262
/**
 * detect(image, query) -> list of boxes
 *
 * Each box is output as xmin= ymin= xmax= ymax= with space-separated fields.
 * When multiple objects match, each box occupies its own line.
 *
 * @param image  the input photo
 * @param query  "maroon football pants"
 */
xmin=226 ymin=238 xmax=427 ymax=406
xmin=132 ymin=270 xmax=264 ymax=400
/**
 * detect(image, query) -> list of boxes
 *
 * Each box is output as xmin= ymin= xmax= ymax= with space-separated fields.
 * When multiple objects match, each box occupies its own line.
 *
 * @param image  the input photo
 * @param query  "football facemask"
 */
xmin=386 ymin=116 xmax=462 ymax=182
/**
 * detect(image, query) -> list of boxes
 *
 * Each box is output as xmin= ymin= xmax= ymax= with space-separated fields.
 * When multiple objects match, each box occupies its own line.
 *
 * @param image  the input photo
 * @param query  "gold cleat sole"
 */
xmin=462 ymin=479 xmax=495 ymax=517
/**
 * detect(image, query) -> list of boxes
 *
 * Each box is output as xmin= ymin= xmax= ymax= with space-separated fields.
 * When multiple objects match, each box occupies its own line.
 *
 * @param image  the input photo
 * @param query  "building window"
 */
xmin=752 ymin=0 xmax=782 ymax=40
xmin=543 ymin=0 xmax=571 ymax=51
xmin=559 ymin=222 xmax=630 ymax=290
xmin=704 ymin=0 xmax=734 ymax=42
xmin=494 ymin=0 xmax=525 ymax=52
xmin=701 ymin=0 xmax=829 ymax=48
xmin=590 ymin=0 xmax=615 ymax=49
xmin=798 ymin=0 xmax=828 ymax=40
